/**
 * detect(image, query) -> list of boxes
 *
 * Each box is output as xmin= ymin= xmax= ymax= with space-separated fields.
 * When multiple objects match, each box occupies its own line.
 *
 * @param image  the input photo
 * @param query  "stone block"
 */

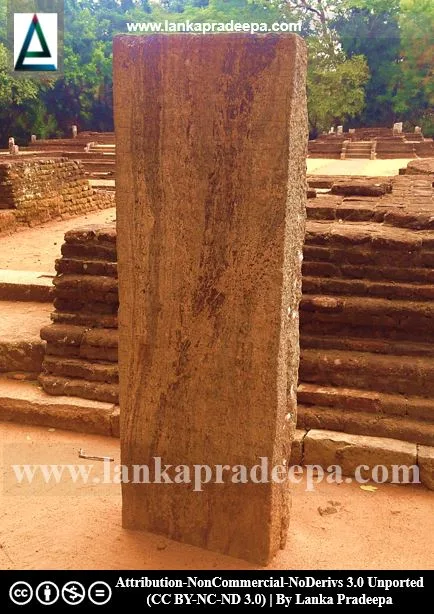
xmin=114 ymin=33 xmax=307 ymax=564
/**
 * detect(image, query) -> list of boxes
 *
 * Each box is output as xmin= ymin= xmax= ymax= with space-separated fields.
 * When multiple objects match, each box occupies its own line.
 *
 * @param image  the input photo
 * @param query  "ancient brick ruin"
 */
xmin=300 ymin=173 xmax=434 ymax=448
xmin=37 ymin=162 xmax=434 ymax=490
xmin=0 ymin=157 xmax=113 ymax=235
xmin=25 ymin=132 xmax=116 ymax=182
xmin=39 ymin=225 xmax=118 ymax=404
xmin=309 ymin=126 xmax=434 ymax=159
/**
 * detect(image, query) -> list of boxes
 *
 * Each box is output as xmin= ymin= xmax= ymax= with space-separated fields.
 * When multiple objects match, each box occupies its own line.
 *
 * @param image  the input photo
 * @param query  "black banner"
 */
xmin=1 ymin=571 xmax=432 ymax=610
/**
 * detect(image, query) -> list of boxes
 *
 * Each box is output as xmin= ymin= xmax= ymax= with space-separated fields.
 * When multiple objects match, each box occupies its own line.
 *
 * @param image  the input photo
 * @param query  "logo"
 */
xmin=14 ymin=13 xmax=58 ymax=71
xmin=9 ymin=581 xmax=33 ymax=606
xmin=35 ymin=581 xmax=60 ymax=606
xmin=62 ymin=581 xmax=86 ymax=606
xmin=88 ymin=582 xmax=112 ymax=606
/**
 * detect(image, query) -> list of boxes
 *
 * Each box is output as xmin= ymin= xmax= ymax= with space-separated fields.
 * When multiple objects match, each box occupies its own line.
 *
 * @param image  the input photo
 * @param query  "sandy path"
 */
xmin=307 ymin=158 xmax=414 ymax=176
xmin=0 ymin=422 xmax=432 ymax=570
xmin=0 ymin=209 xmax=116 ymax=273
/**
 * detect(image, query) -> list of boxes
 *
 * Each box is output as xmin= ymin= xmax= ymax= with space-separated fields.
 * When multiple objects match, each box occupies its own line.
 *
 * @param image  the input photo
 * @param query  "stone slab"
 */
xmin=0 ymin=376 xmax=116 ymax=435
xmin=114 ymin=33 xmax=308 ymax=564
xmin=304 ymin=429 xmax=418 ymax=482
xmin=418 ymin=445 xmax=434 ymax=490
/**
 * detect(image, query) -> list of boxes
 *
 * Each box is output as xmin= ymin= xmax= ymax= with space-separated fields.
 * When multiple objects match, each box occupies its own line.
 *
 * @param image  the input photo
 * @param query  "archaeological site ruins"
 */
xmin=0 ymin=24 xmax=433 ymax=573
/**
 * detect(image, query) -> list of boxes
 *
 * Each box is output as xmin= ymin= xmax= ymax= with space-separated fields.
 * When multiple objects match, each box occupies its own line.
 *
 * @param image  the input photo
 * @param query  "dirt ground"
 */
xmin=0 ymin=208 xmax=116 ymax=273
xmin=0 ymin=301 xmax=51 ymax=344
xmin=306 ymin=158 xmax=414 ymax=176
xmin=0 ymin=422 xmax=432 ymax=571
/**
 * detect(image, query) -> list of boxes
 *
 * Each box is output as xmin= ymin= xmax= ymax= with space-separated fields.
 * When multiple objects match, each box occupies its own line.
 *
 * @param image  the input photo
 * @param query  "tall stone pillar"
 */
xmin=113 ymin=33 xmax=307 ymax=564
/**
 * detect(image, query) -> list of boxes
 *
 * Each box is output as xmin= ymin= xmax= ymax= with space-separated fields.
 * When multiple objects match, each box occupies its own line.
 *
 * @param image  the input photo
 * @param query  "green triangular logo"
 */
xmin=15 ymin=14 xmax=56 ymax=71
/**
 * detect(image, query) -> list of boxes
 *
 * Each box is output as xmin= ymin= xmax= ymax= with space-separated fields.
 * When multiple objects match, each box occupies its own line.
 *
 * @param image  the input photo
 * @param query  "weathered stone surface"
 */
xmin=298 ymin=406 xmax=434 ymax=446
xmin=405 ymin=158 xmax=434 ymax=176
xmin=51 ymin=311 xmax=118 ymax=329
xmin=40 ymin=220 xmax=119 ymax=403
xmin=61 ymin=242 xmax=117 ymax=261
xmin=0 ymin=302 xmax=51 ymax=374
xmin=0 ymin=376 xmax=116 ymax=435
xmin=289 ymin=429 xmax=306 ymax=465
xmin=114 ymin=33 xmax=307 ymax=564
xmin=0 ymin=158 xmax=110 ymax=227
xmin=42 ymin=355 xmax=118 ymax=383
xmin=300 ymin=348 xmax=434 ymax=397
xmin=40 ymin=324 xmax=87 ymax=347
xmin=0 ymin=270 xmax=53 ymax=302
xmin=298 ymin=383 xmax=434 ymax=421
xmin=331 ymin=180 xmax=391 ymax=197
xmin=55 ymin=257 xmax=118 ymax=277
xmin=39 ymin=373 xmax=119 ymax=404
xmin=418 ymin=445 xmax=434 ymax=490
xmin=0 ymin=211 xmax=17 ymax=236
xmin=304 ymin=429 xmax=418 ymax=480
xmin=39 ymin=163 xmax=434 ymax=450
xmin=0 ymin=341 xmax=45 ymax=374
xmin=79 ymin=344 xmax=118 ymax=362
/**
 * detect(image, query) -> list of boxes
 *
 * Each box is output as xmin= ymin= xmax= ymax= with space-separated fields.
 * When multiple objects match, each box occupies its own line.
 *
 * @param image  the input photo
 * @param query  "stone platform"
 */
xmin=0 ymin=168 xmax=433 ymax=491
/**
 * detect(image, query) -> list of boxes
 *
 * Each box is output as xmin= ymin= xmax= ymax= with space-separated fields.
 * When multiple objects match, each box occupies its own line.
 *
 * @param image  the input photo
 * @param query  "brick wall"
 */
xmin=0 ymin=157 xmax=114 ymax=227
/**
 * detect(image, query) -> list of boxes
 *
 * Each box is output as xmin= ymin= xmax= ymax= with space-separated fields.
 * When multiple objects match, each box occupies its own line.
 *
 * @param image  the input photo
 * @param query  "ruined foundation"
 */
xmin=0 ymin=157 xmax=113 ymax=233
xmin=39 ymin=225 xmax=118 ymax=404
xmin=308 ymin=127 xmax=434 ymax=159
xmin=37 ymin=166 xmax=434 ymax=491
xmin=113 ymin=33 xmax=308 ymax=564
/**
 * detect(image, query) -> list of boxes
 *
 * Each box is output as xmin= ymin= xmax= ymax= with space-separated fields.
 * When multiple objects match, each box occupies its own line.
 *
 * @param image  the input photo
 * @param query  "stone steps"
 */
xmin=294 ymin=429 xmax=433 ymax=490
xmin=345 ymin=154 xmax=372 ymax=159
xmin=301 ymin=333 xmax=434 ymax=357
xmin=305 ymin=174 xmax=434 ymax=230
xmin=0 ymin=375 xmax=431 ymax=489
xmin=0 ymin=301 xmax=51 ymax=374
xmin=343 ymin=141 xmax=372 ymax=160
xmin=39 ymin=373 xmax=118 ymax=404
xmin=306 ymin=219 xmax=434 ymax=251
xmin=298 ymin=404 xmax=434 ymax=446
xmin=42 ymin=355 xmax=118 ymax=383
xmin=300 ymin=348 xmax=434 ymax=397
xmin=307 ymin=200 xmax=377 ymax=222
xmin=303 ymin=275 xmax=434 ymax=301
xmin=298 ymin=383 xmax=433 ymax=422
xmin=303 ymin=260 xmax=434 ymax=285
xmin=41 ymin=324 xmax=118 ymax=361
xmin=301 ymin=180 xmax=434 ymax=451
xmin=53 ymin=273 xmax=118 ymax=303
xmin=0 ymin=270 xmax=54 ymax=302
xmin=29 ymin=198 xmax=434 ymax=464
xmin=300 ymin=294 xmax=434 ymax=343
xmin=306 ymin=201 xmax=434 ymax=229
xmin=0 ymin=375 xmax=118 ymax=435
xmin=39 ymin=224 xmax=119 ymax=401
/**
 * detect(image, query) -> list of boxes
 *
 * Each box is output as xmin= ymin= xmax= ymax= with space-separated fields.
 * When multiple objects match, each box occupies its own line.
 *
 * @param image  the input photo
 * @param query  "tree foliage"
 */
xmin=0 ymin=0 xmax=432 ymax=144
xmin=395 ymin=0 xmax=434 ymax=132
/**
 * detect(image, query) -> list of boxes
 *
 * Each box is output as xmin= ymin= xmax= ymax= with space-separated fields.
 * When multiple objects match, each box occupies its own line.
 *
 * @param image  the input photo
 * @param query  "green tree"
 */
xmin=307 ymin=39 xmax=369 ymax=133
xmin=0 ymin=0 xmax=432 ymax=141
xmin=395 ymin=0 xmax=434 ymax=133
xmin=0 ymin=43 xmax=45 ymax=144
xmin=253 ymin=1 xmax=370 ymax=135
xmin=333 ymin=0 xmax=401 ymax=126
